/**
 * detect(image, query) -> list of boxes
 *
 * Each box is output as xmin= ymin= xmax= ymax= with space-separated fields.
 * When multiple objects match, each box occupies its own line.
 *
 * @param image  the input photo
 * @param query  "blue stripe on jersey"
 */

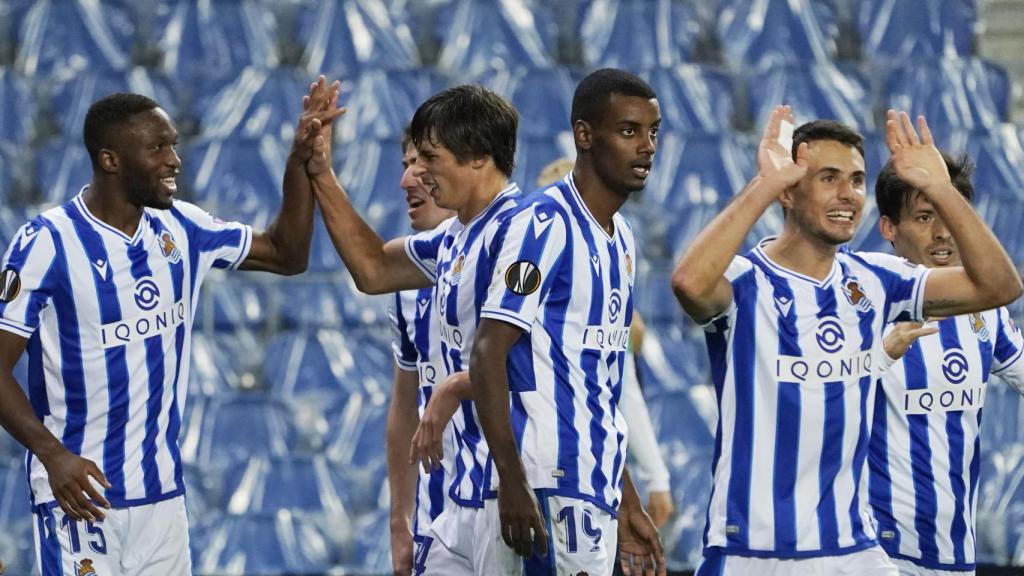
xmin=770 ymin=275 xmax=800 ymax=549
xmin=420 ymin=386 xmax=446 ymax=521
xmin=844 ymin=260 xmax=876 ymax=544
xmin=607 ymin=237 xmax=628 ymax=503
xmin=37 ymin=509 xmax=61 ymax=574
xmin=166 ymin=253 xmax=187 ymax=494
xmin=869 ymin=378 xmax=896 ymax=550
xmin=393 ymin=292 xmax=417 ymax=365
xmin=939 ymin=321 xmax=968 ymax=566
xmin=413 ymin=288 xmax=433 ymax=364
xmin=814 ymin=285 xmax=842 ymax=550
xmin=726 ymin=271 xmax=759 ymax=549
xmin=703 ymin=312 xmax=732 ymax=549
xmin=40 ymin=221 xmax=88 ymax=457
xmin=903 ymin=342 xmax=939 ymax=561
xmin=993 ymin=312 xmax=1023 ymax=368
xmin=125 ymin=240 xmax=165 ymax=499
xmin=27 ymin=333 xmax=47 ymax=418
xmin=67 ymin=207 xmax=131 ymax=501
xmin=171 ymin=207 xmax=203 ymax=305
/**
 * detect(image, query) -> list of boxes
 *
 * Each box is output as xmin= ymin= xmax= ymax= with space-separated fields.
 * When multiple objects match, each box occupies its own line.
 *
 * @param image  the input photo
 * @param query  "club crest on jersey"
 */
xmin=450 ymin=252 xmax=465 ymax=284
xmin=842 ymin=278 xmax=873 ymax=312
xmin=624 ymin=253 xmax=632 ymax=277
xmin=968 ymin=313 xmax=990 ymax=341
xmin=158 ymin=231 xmax=182 ymax=263
xmin=0 ymin=268 xmax=21 ymax=303
xmin=75 ymin=559 xmax=97 ymax=576
xmin=505 ymin=260 xmax=541 ymax=296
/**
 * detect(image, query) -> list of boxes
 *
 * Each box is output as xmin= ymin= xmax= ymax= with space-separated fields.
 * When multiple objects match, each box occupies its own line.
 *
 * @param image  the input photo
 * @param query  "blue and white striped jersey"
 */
xmin=390 ymin=282 xmax=457 ymax=535
xmin=701 ymin=238 xmax=930 ymax=558
xmin=479 ymin=174 xmax=636 ymax=516
xmin=405 ymin=184 xmax=522 ymax=507
xmin=869 ymin=308 xmax=1024 ymax=571
xmin=0 ymin=190 xmax=251 ymax=509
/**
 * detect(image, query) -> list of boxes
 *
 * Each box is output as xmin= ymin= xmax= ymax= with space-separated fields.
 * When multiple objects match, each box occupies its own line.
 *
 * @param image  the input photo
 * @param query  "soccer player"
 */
xmin=0 ymin=78 xmax=343 ymax=575
xmin=869 ymin=151 xmax=1024 ymax=576
xmin=385 ymin=125 xmax=460 ymax=575
xmin=670 ymin=107 xmax=1022 ymax=576
xmin=471 ymin=68 xmax=666 ymax=575
xmin=309 ymin=85 xmax=522 ymax=573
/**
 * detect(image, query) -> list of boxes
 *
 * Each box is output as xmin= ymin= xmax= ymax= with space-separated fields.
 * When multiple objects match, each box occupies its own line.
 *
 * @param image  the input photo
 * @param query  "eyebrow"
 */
xmin=815 ymin=167 xmax=866 ymax=177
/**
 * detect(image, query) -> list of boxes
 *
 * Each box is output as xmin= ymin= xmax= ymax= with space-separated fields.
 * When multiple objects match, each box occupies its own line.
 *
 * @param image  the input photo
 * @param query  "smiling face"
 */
xmin=401 ymin=142 xmax=454 ymax=231
xmin=583 ymin=94 xmax=661 ymax=196
xmin=113 ymin=108 xmax=181 ymax=210
xmin=880 ymin=191 xmax=959 ymax=267
xmin=784 ymin=139 xmax=866 ymax=247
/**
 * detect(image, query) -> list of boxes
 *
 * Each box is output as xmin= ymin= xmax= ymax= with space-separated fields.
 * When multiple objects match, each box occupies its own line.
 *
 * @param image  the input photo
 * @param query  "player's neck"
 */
xmin=762 ymin=229 xmax=839 ymax=281
xmin=571 ymin=167 xmax=626 ymax=235
xmin=83 ymin=182 xmax=144 ymax=237
xmin=457 ymin=171 xmax=510 ymax=224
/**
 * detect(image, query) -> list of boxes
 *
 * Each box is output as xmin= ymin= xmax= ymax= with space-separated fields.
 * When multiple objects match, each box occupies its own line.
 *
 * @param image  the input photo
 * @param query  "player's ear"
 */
xmin=879 ymin=215 xmax=897 ymax=241
xmin=573 ymin=119 xmax=592 ymax=151
xmin=469 ymin=155 xmax=488 ymax=170
xmin=98 ymin=148 xmax=119 ymax=174
xmin=778 ymin=184 xmax=797 ymax=212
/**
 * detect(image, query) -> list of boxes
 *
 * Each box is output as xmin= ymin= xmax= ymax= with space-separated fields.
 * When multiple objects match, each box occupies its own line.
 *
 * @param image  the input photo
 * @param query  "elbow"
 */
xmin=350 ymin=273 xmax=388 ymax=295
xmin=999 ymin=273 xmax=1024 ymax=307
xmin=671 ymin=267 xmax=701 ymax=306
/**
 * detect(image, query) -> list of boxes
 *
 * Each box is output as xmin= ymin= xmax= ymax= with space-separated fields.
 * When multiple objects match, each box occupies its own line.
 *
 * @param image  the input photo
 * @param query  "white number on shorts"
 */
xmin=59 ymin=516 xmax=107 ymax=555
xmin=557 ymin=505 xmax=602 ymax=554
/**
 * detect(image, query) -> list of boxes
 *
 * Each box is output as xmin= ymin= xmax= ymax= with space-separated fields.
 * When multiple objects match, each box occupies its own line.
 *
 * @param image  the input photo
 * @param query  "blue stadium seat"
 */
xmin=336 ymin=69 xmax=445 ymax=144
xmin=747 ymin=63 xmax=873 ymax=133
xmin=717 ymin=0 xmax=838 ymax=69
xmin=578 ymin=0 xmax=700 ymax=69
xmin=0 ymin=519 xmax=34 ymax=576
xmin=188 ymin=332 xmax=248 ymax=398
xmin=435 ymin=0 xmax=557 ymax=78
xmin=181 ymin=136 xmax=286 ymax=230
xmin=475 ymin=66 xmax=576 ymax=138
xmin=46 ymin=68 xmax=178 ymax=139
xmin=857 ymin=0 xmax=977 ymax=61
xmin=222 ymin=455 xmax=349 ymax=518
xmin=295 ymin=0 xmax=420 ymax=78
xmin=189 ymin=393 xmax=298 ymax=470
xmin=882 ymin=59 xmax=1011 ymax=133
xmin=262 ymin=329 xmax=360 ymax=400
xmin=195 ymin=68 xmax=308 ymax=140
xmin=33 ymin=140 xmax=92 ymax=206
xmin=639 ymin=323 xmax=715 ymax=394
xmin=644 ymin=65 xmax=735 ymax=135
xmin=0 ymin=69 xmax=36 ymax=146
xmin=193 ymin=512 xmax=334 ymax=576
xmin=514 ymin=133 xmax=576 ymax=193
xmin=153 ymin=0 xmax=279 ymax=85
xmin=333 ymin=136 xmax=409 ymax=240
xmin=662 ymin=451 xmax=714 ymax=569
xmin=200 ymin=277 xmax=269 ymax=334
xmin=276 ymin=276 xmax=391 ymax=328
xmin=324 ymin=391 xmax=390 ymax=513
xmin=0 ymin=460 xmax=28 ymax=527
xmin=15 ymin=0 xmax=135 ymax=79
xmin=340 ymin=508 xmax=392 ymax=573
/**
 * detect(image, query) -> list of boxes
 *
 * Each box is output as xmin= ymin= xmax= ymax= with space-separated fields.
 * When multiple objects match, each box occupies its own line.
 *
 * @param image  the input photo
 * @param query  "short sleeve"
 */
xmin=854 ymin=251 xmax=931 ymax=323
xmin=699 ymin=255 xmax=753 ymax=329
xmin=0 ymin=221 xmax=57 ymax=338
xmin=992 ymin=307 xmax=1024 ymax=393
xmin=389 ymin=291 xmax=419 ymax=372
xmin=404 ymin=218 xmax=454 ymax=282
xmin=172 ymin=201 xmax=252 ymax=270
xmin=479 ymin=204 xmax=567 ymax=333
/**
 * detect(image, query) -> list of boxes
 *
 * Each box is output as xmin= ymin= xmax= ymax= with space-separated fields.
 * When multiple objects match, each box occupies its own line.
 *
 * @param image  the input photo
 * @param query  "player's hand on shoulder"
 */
xmin=42 ymin=449 xmax=111 ymax=522
xmin=884 ymin=110 xmax=951 ymax=195
xmin=756 ymin=105 xmax=808 ymax=193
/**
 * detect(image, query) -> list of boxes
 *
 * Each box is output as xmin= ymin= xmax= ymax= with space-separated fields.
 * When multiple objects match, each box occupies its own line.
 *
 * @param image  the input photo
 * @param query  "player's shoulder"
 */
xmin=846 ymin=248 xmax=917 ymax=273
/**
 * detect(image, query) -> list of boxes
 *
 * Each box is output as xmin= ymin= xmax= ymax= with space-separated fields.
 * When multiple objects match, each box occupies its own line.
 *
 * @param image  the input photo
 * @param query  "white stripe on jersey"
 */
xmin=405 ymin=184 xmax=522 ymax=507
xmin=701 ymin=238 xmax=930 ymax=558
xmin=479 ymin=173 xmax=636 ymax=516
xmin=0 ymin=189 xmax=251 ymax=508
xmin=869 ymin=307 xmax=1024 ymax=571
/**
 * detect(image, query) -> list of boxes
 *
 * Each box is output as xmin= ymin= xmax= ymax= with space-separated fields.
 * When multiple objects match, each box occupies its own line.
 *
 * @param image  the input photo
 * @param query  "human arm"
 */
xmin=618 ymin=469 xmax=667 ymax=576
xmin=240 ymin=76 xmax=345 ymax=275
xmin=470 ymin=318 xmax=548 ymax=558
xmin=0 ymin=331 xmax=111 ymax=521
xmin=620 ymin=351 xmax=673 ymax=526
xmin=410 ymin=370 xmax=470 ymax=473
xmin=884 ymin=111 xmax=1023 ymax=316
xmin=386 ymin=363 xmax=419 ymax=576
xmin=671 ymin=105 xmax=809 ymax=322
xmin=882 ymin=321 xmax=940 ymax=365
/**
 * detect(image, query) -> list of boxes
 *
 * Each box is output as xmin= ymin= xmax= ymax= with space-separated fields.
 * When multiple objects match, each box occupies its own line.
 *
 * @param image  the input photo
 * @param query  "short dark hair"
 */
xmin=571 ymin=68 xmax=656 ymax=125
xmin=875 ymin=151 xmax=973 ymax=224
xmin=83 ymin=92 xmax=160 ymax=168
xmin=792 ymin=120 xmax=864 ymax=161
xmin=409 ymin=85 xmax=518 ymax=178
xmin=400 ymin=123 xmax=413 ymax=153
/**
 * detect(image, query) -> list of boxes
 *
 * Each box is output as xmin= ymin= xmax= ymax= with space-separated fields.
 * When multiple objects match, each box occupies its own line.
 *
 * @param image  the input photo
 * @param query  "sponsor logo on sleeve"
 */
xmin=504 ymin=260 xmax=541 ymax=296
xmin=0 ymin=269 xmax=21 ymax=303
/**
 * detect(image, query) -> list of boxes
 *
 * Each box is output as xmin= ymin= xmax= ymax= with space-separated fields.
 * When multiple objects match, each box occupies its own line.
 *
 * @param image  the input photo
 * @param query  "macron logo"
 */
xmin=417 ymin=298 xmax=429 ymax=318
xmin=532 ymin=212 xmax=553 ymax=239
xmin=774 ymin=295 xmax=793 ymax=317
xmin=92 ymin=259 xmax=108 ymax=281
xmin=18 ymin=226 xmax=38 ymax=251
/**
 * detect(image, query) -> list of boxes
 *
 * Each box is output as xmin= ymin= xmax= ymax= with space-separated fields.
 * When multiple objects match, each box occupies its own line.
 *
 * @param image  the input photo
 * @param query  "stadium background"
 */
xmin=0 ymin=0 xmax=1022 ymax=574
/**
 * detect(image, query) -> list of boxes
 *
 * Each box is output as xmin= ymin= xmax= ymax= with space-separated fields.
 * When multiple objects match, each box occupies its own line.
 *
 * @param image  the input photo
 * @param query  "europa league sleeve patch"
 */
xmin=504 ymin=260 xmax=541 ymax=296
xmin=0 ymin=268 xmax=21 ymax=303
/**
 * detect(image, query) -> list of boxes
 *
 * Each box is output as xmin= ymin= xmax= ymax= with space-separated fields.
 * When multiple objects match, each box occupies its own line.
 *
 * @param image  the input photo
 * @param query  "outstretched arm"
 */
xmin=671 ymin=105 xmax=809 ymax=322
xmin=884 ymin=111 xmax=1022 ymax=316
xmin=241 ymin=76 xmax=345 ymax=275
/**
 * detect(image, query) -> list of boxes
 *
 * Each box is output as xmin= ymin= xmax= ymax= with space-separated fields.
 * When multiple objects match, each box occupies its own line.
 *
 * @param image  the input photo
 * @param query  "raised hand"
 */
xmin=44 ymin=449 xmax=111 ymax=522
xmin=618 ymin=504 xmax=667 ymax=576
xmin=294 ymin=76 xmax=346 ymax=175
xmin=884 ymin=110 xmax=951 ymax=195
xmin=757 ymin=105 xmax=808 ymax=191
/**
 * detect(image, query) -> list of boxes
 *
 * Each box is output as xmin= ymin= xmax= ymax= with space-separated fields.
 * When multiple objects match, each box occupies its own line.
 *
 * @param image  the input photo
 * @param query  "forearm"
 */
xmin=0 ymin=374 xmax=64 ymax=464
xmin=262 ymin=152 xmax=316 ymax=274
xmin=470 ymin=342 xmax=527 ymax=485
xmin=928 ymin=184 xmax=1022 ymax=303
xmin=310 ymin=169 xmax=394 ymax=293
xmin=620 ymin=468 xmax=644 ymax=510
xmin=387 ymin=369 xmax=420 ymax=528
xmin=671 ymin=177 xmax=777 ymax=311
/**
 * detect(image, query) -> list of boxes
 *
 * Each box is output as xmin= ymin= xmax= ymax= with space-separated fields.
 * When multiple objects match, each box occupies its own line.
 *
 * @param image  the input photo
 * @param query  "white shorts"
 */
xmin=696 ymin=545 xmax=899 ymax=576
xmin=487 ymin=493 xmax=619 ymax=576
xmin=424 ymin=502 xmax=493 ymax=575
xmin=33 ymin=496 xmax=191 ymax=576
xmin=890 ymin=557 xmax=974 ymax=576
